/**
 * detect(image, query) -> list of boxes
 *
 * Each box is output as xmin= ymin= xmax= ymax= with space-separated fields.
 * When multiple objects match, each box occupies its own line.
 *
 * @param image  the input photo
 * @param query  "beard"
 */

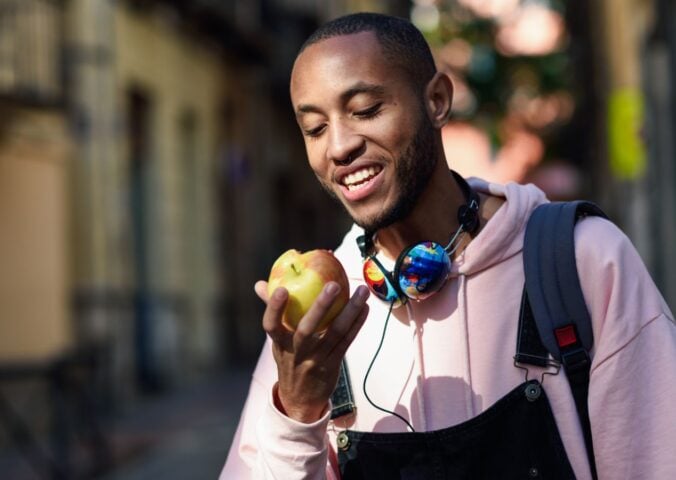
xmin=317 ymin=114 xmax=438 ymax=233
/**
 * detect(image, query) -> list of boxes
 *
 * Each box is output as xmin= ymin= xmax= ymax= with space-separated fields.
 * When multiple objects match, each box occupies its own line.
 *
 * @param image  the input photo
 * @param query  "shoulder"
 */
xmin=573 ymin=215 xmax=631 ymax=260
xmin=572 ymin=215 xmax=657 ymax=298
xmin=573 ymin=213 xmax=657 ymax=298
xmin=572 ymin=215 xmax=674 ymax=360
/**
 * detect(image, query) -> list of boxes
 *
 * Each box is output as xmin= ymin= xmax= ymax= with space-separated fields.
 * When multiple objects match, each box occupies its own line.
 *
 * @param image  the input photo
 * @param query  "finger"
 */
xmin=294 ymin=281 xmax=342 ymax=339
xmin=262 ymin=287 xmax=291 ymax=342
xmin=327 ymin=302 xmax=369 ymax=363
xmin=326 ymin=285 xmax=369 ymax=337
xmin=322 ymin=285 xmax=370 ymax=352
xmin=254 ymin=280 xmax=269 ymax=303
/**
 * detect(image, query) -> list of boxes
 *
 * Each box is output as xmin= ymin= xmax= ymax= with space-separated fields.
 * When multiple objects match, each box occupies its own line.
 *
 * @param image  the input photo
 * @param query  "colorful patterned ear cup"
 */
xmin=362 ymin=241 xmax=452 ymax=307
xmin=395 ymin=242 xmax=451 ymax=300
xmin=363 ymin=257 xmax=405 ymax=308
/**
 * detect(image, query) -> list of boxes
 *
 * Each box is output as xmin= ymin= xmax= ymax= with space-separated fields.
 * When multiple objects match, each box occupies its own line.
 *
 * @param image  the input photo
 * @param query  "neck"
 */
xmin=374 ymin=166 xmax=471 ymax=260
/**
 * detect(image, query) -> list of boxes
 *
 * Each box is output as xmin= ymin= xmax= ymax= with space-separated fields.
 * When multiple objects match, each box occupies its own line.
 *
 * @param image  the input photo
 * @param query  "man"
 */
xmin=222 ymin=13 xmax=676 ymax=479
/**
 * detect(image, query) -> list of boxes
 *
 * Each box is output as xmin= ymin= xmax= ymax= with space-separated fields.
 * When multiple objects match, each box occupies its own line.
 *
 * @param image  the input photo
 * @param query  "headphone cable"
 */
xmin=362 ymin=300 xmax=416 ymax=433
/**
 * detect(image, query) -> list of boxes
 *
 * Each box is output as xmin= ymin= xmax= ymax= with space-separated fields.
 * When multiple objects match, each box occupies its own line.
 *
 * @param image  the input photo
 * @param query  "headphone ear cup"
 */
xmin=363 ymin=256 xmax=405 ymax=307
xmin=394 ymin=242 xmax=451 ymax=300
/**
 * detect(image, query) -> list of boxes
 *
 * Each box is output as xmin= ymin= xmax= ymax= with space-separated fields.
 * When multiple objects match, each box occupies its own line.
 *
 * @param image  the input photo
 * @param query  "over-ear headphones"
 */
xmin=356 ymin=171 xmax=480 ymax=308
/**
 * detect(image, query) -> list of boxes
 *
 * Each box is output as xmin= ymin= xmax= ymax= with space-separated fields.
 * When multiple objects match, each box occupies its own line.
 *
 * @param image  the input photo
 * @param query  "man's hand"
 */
xmin=255 ymin=280 xmax=369 ymax=423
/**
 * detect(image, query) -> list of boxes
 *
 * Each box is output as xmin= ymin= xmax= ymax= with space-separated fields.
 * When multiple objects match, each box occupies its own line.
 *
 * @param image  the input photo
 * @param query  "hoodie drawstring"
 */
xmin=406 ymin=301 xmax=428 ymax=432
xmin=457 ymin=274 xmax=475 ymax=419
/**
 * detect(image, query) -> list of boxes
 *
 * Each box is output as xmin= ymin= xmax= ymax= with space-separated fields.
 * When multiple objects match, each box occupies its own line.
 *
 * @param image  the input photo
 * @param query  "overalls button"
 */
xmin=529 ymin=466 xmax=539 ymax=477
xmin=337 ymin=431 xmax=351 ymax=451
xmin=525 ymin=383 xmax=541 ymax=402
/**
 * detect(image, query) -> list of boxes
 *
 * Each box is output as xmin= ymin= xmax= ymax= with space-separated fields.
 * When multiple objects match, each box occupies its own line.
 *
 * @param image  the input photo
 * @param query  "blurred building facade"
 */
xmin=1 ymin=0 xmax=71 ymax=363
xmin=0 ymin=0 xmax=401 ymax=470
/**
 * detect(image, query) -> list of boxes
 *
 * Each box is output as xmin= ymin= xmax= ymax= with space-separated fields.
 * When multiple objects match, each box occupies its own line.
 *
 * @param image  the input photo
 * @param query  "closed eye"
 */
xmin=303 ymin=124 xmax=326 ymax=138
xmin=354 ymin=103 xmax=382 ymax=119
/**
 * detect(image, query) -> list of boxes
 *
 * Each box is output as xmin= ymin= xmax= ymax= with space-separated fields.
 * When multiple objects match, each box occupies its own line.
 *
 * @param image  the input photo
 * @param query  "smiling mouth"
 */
xmin=340 ymin=166 xmax=383 ymax=191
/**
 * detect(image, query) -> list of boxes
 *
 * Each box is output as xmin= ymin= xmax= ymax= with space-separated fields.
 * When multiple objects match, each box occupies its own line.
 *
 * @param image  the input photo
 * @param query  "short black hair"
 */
xmin=298 ymin=12 xmax=437 ymax=93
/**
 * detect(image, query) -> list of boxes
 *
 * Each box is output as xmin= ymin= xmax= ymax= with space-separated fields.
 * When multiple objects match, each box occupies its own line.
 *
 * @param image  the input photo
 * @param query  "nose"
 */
xmin=326 ymin=121 xmax=363 ymax=165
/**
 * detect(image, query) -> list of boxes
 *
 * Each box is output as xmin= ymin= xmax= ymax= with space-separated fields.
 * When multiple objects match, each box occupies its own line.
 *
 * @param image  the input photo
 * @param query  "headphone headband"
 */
xmin=358 ymin=171 xmax=480 ymax=306
xmin=452 ymin=170 xmax=480 ymax=236
xmin=357 ymin=171 xmax=479 ymax=257
xmin=357 ymin=232 xmax=374 ymax=259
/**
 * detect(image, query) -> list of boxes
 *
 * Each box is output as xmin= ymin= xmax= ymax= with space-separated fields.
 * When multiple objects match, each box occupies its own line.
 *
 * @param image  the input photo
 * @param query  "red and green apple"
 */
xmin=267 ymin=249 xmax=350 ymax=332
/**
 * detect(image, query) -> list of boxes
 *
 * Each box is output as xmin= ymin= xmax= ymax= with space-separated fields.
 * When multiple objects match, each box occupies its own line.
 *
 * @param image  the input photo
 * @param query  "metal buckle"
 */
xmin=513 ymin=355 xmax=561 ymax=384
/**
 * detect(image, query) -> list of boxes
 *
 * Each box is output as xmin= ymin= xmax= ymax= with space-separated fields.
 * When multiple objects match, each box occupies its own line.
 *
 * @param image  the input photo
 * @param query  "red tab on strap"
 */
xmin=555 ymin=325 xmax=578 ymax=348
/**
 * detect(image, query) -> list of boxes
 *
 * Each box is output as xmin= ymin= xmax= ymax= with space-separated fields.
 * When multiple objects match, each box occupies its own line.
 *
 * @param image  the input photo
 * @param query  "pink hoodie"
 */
xmin=222 ymin=179 xmax=676 ymax=480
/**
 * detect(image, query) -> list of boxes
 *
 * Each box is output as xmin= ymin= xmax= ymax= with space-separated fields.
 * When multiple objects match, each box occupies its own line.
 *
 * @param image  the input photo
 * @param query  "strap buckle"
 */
xmin=560 ymin=346 xmax=591 ymax=374
xmin=556 ymin=324 xmax=591 ymax=373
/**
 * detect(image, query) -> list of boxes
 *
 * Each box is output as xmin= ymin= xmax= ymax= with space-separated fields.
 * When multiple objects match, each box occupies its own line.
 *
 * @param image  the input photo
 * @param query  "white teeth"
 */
xmin=342 ymin=166 xmax=381 ymax=189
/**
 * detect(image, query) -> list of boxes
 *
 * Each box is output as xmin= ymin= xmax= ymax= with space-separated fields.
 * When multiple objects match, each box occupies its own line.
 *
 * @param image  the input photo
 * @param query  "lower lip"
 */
xmin=339 ymin=170 xmax=384 ymax=202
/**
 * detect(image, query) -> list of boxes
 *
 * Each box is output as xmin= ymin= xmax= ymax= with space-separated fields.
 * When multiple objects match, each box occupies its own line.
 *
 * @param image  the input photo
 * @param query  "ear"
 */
xmin=424 ymin=72 xmax=454 ymax=128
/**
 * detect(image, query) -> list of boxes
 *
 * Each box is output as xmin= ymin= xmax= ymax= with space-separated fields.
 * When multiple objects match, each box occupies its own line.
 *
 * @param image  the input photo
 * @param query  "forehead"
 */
xmin=290 ymin=31 xmax=407 ymax=104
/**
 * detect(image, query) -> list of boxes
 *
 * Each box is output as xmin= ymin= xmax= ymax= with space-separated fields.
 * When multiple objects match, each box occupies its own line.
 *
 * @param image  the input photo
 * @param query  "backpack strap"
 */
xmin=521 ymin=200 xmax=607 ymax=480
xmin=523 ymin=201 xmax=606 ymax=358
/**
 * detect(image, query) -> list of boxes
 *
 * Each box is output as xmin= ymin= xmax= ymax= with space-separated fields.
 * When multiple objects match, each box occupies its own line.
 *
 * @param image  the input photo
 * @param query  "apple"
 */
xmin=267 ymin=249 xmax=350 ymax=332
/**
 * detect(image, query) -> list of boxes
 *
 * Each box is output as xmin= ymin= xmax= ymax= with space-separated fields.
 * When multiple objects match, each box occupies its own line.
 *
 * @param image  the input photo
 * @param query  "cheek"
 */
xmin=381 ymin=127 xmax=414 ymax=159
xmin=392 ymin=129 xmax=412 ymax=152
xmin=371 ymin=112 xmax=419 ymax=154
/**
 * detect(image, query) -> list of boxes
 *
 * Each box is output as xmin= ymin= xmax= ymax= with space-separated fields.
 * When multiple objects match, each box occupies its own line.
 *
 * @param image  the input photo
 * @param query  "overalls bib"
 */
xmin=331 ymin=295 xmax=581 ymax=479
xmin=335 ymin=380 xmax=576 ymax=480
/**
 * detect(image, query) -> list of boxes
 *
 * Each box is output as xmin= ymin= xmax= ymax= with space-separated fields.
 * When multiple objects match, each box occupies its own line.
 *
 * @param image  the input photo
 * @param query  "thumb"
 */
xmin=254 ymin=280 xmax=270 ymax=304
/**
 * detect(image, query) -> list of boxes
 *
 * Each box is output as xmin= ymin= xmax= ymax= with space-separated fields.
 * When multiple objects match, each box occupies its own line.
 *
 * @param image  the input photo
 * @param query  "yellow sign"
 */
xmin=607 ymin=88 xmax=646 ymax=179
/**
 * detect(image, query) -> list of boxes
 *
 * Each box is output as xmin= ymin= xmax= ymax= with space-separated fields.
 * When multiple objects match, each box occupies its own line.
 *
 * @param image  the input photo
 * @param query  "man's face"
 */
xmin=290 ymin=31 xmax=437 ymax=232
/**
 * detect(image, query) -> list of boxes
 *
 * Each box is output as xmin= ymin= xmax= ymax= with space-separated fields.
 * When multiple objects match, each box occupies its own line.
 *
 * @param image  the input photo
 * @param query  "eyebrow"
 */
xmin=295 ymin=82 xmax=386 ymax=116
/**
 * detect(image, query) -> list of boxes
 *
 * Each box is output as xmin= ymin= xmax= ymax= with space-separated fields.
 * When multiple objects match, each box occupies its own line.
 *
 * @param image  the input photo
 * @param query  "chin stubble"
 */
xmin=365 ymin=121 xmax=436 ymax=232
xmin=314 ymin=116 xmax=438 ymax=233
xmin=357 ymin=118 xmax=437 ymax=232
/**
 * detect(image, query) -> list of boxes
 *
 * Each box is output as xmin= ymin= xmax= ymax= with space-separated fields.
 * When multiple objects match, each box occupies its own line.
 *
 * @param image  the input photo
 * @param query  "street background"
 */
xmin=0 ymin=0 xmax=674 ymax=479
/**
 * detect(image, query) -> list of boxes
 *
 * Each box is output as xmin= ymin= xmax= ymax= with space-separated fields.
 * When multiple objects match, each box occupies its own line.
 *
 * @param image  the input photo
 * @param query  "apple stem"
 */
xmin=291 ymin=263 xmax=300 ymax=275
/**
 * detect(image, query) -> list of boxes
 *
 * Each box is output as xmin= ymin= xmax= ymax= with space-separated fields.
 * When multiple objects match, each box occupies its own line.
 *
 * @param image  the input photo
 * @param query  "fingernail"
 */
xmin=273 ymin=288 xmax=287 ymax=301
xmin=356 ymin=285 xmax=370 ymax=302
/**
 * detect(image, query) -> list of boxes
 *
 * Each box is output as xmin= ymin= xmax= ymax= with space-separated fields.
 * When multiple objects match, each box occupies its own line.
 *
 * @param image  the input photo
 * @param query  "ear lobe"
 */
xmin=424 ymin=72 xmax=454 ymax=128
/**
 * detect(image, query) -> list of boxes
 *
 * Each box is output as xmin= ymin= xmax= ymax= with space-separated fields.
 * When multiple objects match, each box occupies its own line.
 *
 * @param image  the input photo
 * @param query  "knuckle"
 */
xmin=295 ymin=323 xmax=315 ymax=338
xmin=333 ymin=324 xmax=351 ymax=339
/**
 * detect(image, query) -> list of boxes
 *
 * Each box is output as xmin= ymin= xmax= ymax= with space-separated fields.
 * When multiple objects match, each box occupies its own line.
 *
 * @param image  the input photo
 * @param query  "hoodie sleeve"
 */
xmin=575 ymin=217 xmax=676 ymax=479
xmin=220 ymin=337 xmax=340 ymax=480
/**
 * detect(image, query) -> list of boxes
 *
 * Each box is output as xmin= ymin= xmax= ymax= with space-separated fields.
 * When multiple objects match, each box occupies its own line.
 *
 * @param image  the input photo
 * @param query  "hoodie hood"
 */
xmin=333 ymin=177 xmax=548 ymax=281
